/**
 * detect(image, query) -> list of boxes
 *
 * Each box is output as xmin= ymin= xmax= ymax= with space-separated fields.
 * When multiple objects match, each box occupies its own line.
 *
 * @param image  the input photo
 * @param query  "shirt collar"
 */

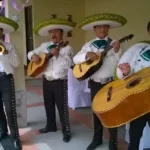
xmin=51 ymin=40 xmax=63 ymax=45
xmin=95 ymin=36 xmax=108 ymax=41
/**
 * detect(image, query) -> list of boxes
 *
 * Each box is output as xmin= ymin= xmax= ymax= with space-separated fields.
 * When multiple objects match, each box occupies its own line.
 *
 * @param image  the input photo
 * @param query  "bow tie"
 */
xmin=92 ymin=40 xmax=107 ymax=49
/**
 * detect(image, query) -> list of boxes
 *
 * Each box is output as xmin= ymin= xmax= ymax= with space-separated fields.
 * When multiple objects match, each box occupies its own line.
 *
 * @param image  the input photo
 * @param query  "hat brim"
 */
xmin=37 ymin=24 xmax=74 ymax=36
xmin=81 ymin=20 xmax=121 ymax=30
xmin=0 ymin=16 xmax=18 ymax=33
xmin=78 ymin=13 xmax=127 ymax=31
xmin=0 ymin=23 xmax=15 ymax=33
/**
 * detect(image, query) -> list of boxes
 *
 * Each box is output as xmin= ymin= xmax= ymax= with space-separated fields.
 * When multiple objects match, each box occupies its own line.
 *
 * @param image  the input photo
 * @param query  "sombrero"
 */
xmin=77 ymin=13 xmax=127 ymax=30
xmin=33 ymin=16 xmax=76 ymax=36
xmin=138 ymin=40 xmax=150 ymax=44
xmin=0 ymin=16 xmax=18 ymax=33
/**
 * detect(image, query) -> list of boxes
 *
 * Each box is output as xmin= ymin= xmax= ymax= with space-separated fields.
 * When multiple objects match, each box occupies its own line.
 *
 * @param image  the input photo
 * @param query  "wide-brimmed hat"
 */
xmin=33 ymin=15 xmax=76 ymax=36
xmin=0 ymin=16 xmax=18 ymax=33
xmin=77 ymin=13 xmax=127 ymax=30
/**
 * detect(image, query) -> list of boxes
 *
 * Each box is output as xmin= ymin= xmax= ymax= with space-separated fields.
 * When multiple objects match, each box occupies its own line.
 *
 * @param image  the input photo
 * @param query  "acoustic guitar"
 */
xmin=92 ymin=67 xmax=150 ymax=128
xmin=73 ymin=34 xmax=134 ymax=80
xmin=27 ymin=41 xmax=69 ymax=77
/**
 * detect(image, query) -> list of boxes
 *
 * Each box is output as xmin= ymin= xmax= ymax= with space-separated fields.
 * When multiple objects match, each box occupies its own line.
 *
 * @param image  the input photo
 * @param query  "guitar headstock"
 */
xmin=119 ymin=34 xmax=134 ymax=43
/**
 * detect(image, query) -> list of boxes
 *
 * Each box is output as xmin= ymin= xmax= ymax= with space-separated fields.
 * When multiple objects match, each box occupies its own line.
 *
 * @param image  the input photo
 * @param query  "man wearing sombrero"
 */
xmin=73 ymin=13 xmax=127 ymax=150
xmin=116 ymin=21 xmax=150 ymax=150
xmin=28 ymin=15 xmax=76 ymax=142
xmin=0 ymin=16 xmax=22 ymax=149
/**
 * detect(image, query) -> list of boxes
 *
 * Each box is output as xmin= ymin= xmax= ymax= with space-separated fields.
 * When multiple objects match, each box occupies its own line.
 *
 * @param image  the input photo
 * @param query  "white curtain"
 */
xmin=67 ymin=68 xmax=91 ymax=109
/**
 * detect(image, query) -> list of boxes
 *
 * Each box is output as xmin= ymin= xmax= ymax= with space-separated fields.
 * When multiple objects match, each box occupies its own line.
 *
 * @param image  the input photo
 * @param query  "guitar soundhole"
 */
xmin=126 ymin=77 xmax=142 ymax=89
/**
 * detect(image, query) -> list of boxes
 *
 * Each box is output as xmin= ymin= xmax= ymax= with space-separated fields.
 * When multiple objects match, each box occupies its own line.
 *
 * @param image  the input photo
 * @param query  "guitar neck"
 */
xmin=47 ymin=41 xmax=69 ymax=59
xmin=103 ymin=38 xmax=125 ymax=55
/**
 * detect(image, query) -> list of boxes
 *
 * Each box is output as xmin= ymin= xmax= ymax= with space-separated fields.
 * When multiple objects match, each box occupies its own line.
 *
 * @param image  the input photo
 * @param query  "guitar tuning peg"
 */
xmin=51 ymin=14 xmax=57 ymax=18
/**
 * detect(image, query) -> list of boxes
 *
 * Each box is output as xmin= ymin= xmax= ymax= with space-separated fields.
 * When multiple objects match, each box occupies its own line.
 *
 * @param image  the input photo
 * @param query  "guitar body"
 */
xmin=92 ymin=67 xmax=150 ymax=128
xmin=27 ymin=53 xmax=48 ymax=77
xmin=73 ymin=55 xmax=103 ymax=80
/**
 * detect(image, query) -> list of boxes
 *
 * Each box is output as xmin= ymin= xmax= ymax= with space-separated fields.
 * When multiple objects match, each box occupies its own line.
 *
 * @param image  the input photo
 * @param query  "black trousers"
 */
xmin=128 ymin=113 xmax=150 ymax=150
xmin=0 ymin=73 xmax=20 ymax=140
xmin=43 ymin=78 xmax=71 ymax=135
xmin=90 ymin=80 xmax=118 ymax=150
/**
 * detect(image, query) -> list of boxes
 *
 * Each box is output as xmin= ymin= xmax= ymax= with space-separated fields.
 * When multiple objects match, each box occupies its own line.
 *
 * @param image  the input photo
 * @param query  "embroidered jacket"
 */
xmin=117 ymin=42 xmax=150 ymax=79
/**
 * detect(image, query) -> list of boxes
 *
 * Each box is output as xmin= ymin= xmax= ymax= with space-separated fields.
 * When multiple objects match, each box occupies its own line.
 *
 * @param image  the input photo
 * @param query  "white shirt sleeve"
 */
xmin=111 ymin=40 xmax=124 ymax=61
xmin=4 ymin=44 xmax=20 ymax=68
xmin=73 ymin=43 xmax=91 ymax=64
xmin=116 ymin=45 xmax=137 ymax=79
xmin=55 ymin=45 xmax=73 ymax=69
xmin=28 ymin=43 xmax=45 ymax=60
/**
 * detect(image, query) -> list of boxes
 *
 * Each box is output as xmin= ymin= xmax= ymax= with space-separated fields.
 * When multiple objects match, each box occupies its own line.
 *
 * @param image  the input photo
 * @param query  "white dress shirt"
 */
xmin=0 ymin=40 xmax=20 ymax=74
xmin=28 ymin=41 xmax=73 ymax=79
xmin=73 ymin=37 xmax=123 ymax=82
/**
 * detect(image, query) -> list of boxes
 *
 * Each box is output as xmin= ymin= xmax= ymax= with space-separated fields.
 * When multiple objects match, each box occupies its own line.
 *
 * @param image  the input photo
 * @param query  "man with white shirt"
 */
xmin=0 ymin=16 xmax=21 ymax=149
xmin=73 ymin=13 xmax=127 ymax=150
xmin=116 ymin=21 xmax=150 ymax=150
xmin=28 ymin=16 xmax=76 ymax=142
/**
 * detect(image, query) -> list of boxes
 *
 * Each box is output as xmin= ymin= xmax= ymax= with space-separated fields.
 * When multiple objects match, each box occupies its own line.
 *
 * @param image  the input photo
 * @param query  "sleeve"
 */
xmin=111 ymin=40 xmax=124 ymax=61
xmin=28 ymin=43 xmax=44 ymax=60
xmin=55 ymin=45 xmax=74 ymax=69
xmin=4 ymin=44 xmax=20 ymax=68
xmin=114 ymin=48 xmax=124 ymax=61
xmin=116 ymin=45 xmax=137 ymax=79
xmin=73 ymin=43 xmax=90 ymax=64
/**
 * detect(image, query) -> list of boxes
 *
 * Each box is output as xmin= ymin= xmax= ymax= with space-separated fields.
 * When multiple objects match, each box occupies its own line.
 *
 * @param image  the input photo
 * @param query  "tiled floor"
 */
xmin=20 ymin=79 xmax=128 ymax=150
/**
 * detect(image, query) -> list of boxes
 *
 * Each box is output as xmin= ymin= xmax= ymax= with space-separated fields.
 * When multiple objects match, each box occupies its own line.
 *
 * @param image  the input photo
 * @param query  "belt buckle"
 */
xmin=100 ymin=77 xmax=111 ymax=84
xmin=46 ymin=76 xmax=54 ymax=81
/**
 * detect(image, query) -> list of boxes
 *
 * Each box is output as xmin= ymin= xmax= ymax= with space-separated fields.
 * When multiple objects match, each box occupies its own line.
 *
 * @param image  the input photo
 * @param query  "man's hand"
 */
xmin=50 ymin=48 xmax=59 ymax=57
xmin=86 ymin=52 xmax=99 ymax=61
xmin=112 ymin=41 xmax=120 ymax=53
xmin=31 ymin=54 xmax=41 ymax=64
xmin=118 ymin=63 xmax=131 ymax=76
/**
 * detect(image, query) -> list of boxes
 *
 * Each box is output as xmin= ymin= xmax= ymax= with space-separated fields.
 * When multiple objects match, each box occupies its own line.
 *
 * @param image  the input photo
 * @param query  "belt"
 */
xmin=44 ymin=75 xmax=67 ymax=81
xmin=92 ymin=77 xmax=114 ymax=84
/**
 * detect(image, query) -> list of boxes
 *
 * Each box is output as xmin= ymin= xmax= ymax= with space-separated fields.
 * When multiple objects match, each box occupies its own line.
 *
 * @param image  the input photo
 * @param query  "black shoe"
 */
xmin=63 ymin=134 xmax=71 ymax=143
xmin=12 ymin=138 xmax=22 ymax=150
xmin=86 ymin=140 xmax=103 ymax=150
xmin=39 ymin=127 xmax=57 ymax=134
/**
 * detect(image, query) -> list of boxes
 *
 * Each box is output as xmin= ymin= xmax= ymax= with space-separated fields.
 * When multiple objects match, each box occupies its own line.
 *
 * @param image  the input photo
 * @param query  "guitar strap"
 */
xmin=104 ymin=37 xmax=113 ymax=54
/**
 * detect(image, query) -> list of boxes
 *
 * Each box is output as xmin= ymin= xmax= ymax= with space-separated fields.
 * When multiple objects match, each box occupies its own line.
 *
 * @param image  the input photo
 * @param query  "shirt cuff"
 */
xmin=122 ymin=70 xmax=133 ymax=79
xmin=114 ymin=48 xmax=123 ymax=60
xmin=28 ymin=52 xmax=35 ymax=60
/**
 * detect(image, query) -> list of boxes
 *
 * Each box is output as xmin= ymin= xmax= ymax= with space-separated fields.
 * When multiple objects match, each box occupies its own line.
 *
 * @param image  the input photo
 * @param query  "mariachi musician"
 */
xmin=116 ymin=21 xmax=150 ymax=150
xmin=28 ymin=15 xmax=76 ymax=142
xmin=73 ymin=13 xmax=127 ymax=150
xmin=0 ymin=16 xmax=21 ymax=149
